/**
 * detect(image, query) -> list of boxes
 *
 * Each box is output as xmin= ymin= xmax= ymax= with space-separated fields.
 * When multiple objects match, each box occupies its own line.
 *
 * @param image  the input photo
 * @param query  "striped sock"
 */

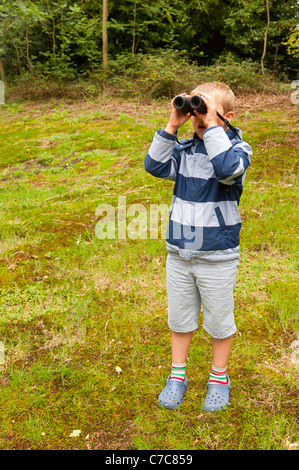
xmin=209 ymin=365 xmax=228 ymax=385
xmin=170 ymin=362 xmax=186 ymax=382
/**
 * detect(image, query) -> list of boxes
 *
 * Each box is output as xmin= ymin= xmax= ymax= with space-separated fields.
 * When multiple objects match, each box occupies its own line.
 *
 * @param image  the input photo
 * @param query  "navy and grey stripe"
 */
xmin=144 ymin=126 xmax=252 ymax=260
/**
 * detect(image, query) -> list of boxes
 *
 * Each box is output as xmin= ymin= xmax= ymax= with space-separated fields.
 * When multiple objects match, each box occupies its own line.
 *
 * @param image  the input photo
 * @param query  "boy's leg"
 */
xmin=168 ymin=331 xmax=193 ymax=383
xmin=193 ymin=258 xmax=238 ymax=412
xmin=202 ymin=335 xmax=233 ymax=412
xmin=159 ymin=253 xmax=200 ymax=409
xmin=172 ymin=330 xmax=194 ymax=363
xmin=158 ymin=330 xmax=192 ymax=409
xmin=211 ymin=335 xmax=232 ymax=368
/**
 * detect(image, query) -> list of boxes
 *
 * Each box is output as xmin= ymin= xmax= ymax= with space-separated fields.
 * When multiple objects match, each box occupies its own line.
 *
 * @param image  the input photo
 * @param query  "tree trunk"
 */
xmin=261 ymin=0 xmax=270 ymax=76
xmin=102 ymin=0 xmax=108 ymax=70
xmin=26 ymin=29 xmax=34 ymax=72
xmin=13 ymin=41 xmax=23 ymax=77
xmin=45 ymin=0 xmax=56 ymax=64
xmin=132 ymin=0 xmax=137 ymax=56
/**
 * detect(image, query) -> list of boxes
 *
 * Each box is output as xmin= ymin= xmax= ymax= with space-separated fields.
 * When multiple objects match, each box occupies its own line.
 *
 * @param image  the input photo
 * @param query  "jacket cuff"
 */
xmin=158 ymin=128 xmax=177 ymax=141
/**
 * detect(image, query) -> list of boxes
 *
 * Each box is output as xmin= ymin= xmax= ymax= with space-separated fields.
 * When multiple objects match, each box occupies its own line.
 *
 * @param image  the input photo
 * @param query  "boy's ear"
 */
xmin=225 ymin=111 xmax=234 ymax=122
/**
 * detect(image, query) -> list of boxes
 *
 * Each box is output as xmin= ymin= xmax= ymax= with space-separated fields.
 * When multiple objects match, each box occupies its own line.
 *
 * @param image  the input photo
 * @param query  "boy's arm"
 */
xmin=197 ymin=92 xmax=252 ymax=184
xmin=203 ymin=126 xmax=252 ymax=184
xmin=144 ymin=129 xmax=180 ymax=181
xmin=144 ymin=95 xmax=191 ymax=181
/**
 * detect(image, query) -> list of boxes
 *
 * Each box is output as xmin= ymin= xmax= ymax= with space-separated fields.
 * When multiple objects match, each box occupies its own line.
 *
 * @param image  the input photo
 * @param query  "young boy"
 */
xmin=144 ymin=81 xmax=252 ymax=412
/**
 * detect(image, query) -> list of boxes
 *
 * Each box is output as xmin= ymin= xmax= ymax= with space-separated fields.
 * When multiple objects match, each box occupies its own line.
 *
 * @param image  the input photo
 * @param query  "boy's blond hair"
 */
xmin=191 ymin=81 xmax=235 ymax=114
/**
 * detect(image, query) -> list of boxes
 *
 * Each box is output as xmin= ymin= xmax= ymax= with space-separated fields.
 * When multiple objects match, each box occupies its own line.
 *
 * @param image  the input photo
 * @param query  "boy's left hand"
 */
xmin=194 ymin=92 xmax=218 ymax=129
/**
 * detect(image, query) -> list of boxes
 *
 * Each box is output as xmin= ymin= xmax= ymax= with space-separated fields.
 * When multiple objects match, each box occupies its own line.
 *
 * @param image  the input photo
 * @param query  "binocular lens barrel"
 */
xmin=173 ymin=95 xmax=207 ymax=115
xmin=190 ymin=95 xmax=207 ymax=114
xmin=173 ymin=95 xmax=191 ymax=115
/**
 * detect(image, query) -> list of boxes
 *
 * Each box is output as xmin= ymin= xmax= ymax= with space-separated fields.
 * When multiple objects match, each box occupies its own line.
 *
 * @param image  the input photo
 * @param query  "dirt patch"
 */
xmin=6 ymin=91 xmax=295 ymax=120
xmin=285 ymin=133 xmax=299 ymax=148
xmin=235 ymin=93 xmax=293 ymax=113
xmin=86 ymin=420 xmax=135 ymax=450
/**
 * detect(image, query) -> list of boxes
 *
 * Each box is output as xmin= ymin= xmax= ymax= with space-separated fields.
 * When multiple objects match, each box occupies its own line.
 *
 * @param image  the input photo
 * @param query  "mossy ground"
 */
xmin=0 ymin=94 xmax=298 ymax=450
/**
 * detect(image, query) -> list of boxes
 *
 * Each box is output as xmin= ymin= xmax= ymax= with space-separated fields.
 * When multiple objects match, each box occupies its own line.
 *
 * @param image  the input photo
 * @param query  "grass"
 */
xmin=0 ymin=93 xmax=298 ymax=450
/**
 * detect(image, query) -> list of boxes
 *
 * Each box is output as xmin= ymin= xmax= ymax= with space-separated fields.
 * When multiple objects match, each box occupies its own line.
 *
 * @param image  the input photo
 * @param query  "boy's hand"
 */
xmin=194 ymin=92 xmax=218 ymax=129
xmin=164 ymin=94 xmax=191 ymax=135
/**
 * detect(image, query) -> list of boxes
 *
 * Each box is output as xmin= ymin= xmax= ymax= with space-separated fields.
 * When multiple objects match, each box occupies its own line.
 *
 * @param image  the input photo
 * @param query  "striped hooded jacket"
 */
xmin=144 ymin=126 xmax=252 ymax=261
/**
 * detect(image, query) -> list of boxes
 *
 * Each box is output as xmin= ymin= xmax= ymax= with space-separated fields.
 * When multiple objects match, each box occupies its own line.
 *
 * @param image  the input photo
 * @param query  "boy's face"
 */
xmin=191 ymin=94 xmax=233 ymax=140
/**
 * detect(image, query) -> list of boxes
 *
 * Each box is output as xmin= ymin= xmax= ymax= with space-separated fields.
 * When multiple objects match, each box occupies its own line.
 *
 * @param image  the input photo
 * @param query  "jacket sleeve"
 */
xmin=203 ymin=126 xmax=252 ymax=185
xmin=144 ymin=129 xmax=181 ymax=182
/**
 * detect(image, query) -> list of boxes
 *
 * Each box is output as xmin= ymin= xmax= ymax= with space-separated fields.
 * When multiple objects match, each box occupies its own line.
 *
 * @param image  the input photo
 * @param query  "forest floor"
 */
xmin=0 ymin=92 xmax=298 ymax=450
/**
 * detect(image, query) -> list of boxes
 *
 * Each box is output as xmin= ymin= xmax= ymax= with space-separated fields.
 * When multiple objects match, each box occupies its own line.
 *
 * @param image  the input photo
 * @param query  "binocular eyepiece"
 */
xmin=173 ymin=94 xmax=242 ymax=140
xmin=173 ymin=95 xmax=207 ymax=115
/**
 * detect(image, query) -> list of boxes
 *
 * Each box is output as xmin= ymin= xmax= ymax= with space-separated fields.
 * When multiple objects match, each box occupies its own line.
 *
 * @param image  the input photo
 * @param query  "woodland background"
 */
xmin=0 ymin=0 xmax=298 ymax=100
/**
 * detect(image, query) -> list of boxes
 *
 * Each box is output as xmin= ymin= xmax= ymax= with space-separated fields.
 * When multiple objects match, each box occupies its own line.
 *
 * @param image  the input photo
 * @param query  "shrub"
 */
xmin=10 ymin=50 xmax=279 ymax=102
xmin=103 ymin=49 xmax=201 ymax=100
xmin=97 ymin=50 xmax=278 ymax=100
xmin=196 ymin=56 xmax=276 ymax=94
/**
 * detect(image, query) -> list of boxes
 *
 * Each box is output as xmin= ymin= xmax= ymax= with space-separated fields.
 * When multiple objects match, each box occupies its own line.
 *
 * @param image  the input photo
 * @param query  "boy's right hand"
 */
xmin=164 ymin=94 xmax=191 ymax=135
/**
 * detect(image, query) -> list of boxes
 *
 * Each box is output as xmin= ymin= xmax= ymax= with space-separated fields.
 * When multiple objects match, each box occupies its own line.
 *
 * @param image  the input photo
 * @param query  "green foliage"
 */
xmin=196 ymin=55 xmax=276 ymax=94
xmin=0 ymin=0 xmax=298 ymax=87
xmin=97 ymin=50 xmax=277 ymax=100
xmin=284 ymin=27 xmax=299 ymax=58
xmin=11 ymin=50 xmax=278 ymax=101
xmin=0 ymin=0 xmax=102 ymax=80
xmin=223 ymin=0 xmax=298 ymax=77
xmin=103 ymin=50 xmax=201 ymax=100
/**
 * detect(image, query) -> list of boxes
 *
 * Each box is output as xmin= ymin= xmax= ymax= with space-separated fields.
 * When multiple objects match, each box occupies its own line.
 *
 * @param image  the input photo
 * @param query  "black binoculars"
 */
xmin=173 ymin=93 xmax=242 ymax=140
xmin=173 ymin=95 xmax=207 ymax=115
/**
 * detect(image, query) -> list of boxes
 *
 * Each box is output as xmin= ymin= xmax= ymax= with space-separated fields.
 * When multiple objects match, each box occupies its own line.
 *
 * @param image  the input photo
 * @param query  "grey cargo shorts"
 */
xmin=166 ymin=251 xmax=239 ymax=339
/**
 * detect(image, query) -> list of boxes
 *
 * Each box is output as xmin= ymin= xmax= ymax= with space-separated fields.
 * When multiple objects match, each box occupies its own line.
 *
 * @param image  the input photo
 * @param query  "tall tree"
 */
xmin=102 ymin=0 xmax=108 ymax=70
xmin=261 ymin=0 xmax=270 ymax=75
